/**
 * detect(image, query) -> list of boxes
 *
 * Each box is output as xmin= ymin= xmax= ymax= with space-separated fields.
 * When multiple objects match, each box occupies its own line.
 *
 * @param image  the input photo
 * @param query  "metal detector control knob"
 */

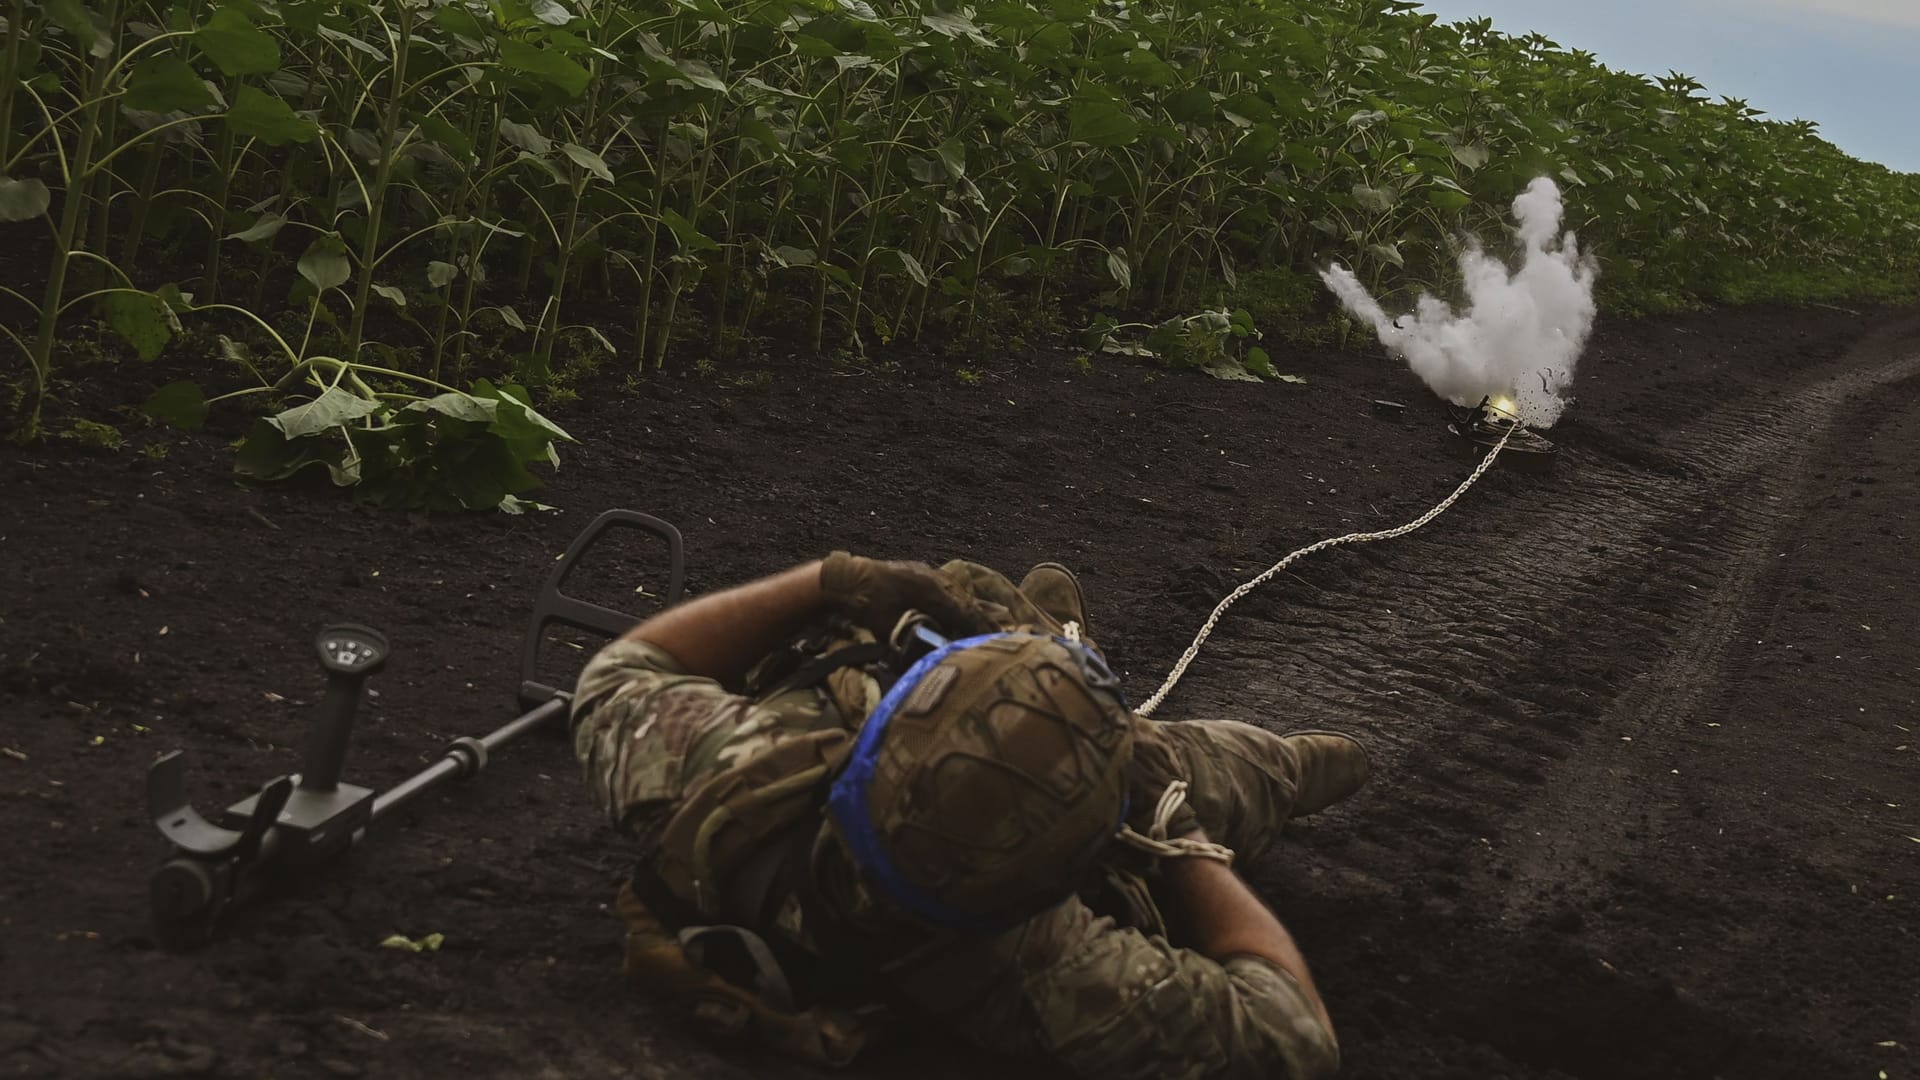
xmin=317 ymin=626 xmax=388 ymax=676
xmin=300 ymin=624 xmax=388 ymax=794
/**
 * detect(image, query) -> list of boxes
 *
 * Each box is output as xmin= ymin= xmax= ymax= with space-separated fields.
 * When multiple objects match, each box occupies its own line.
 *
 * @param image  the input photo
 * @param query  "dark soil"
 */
xmin=3 ymin=303 xmax=1916 ymax=1080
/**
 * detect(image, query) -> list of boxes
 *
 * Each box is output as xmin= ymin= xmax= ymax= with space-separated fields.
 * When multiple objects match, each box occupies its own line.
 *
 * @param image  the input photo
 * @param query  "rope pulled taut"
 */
xmin=1136 ymin=423 xmax=1518 ymax=717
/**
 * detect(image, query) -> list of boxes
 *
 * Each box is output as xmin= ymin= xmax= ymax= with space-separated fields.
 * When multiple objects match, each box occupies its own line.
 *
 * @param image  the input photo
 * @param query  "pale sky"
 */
xmin=1413 ymin=0 xmax=1920 ymax=174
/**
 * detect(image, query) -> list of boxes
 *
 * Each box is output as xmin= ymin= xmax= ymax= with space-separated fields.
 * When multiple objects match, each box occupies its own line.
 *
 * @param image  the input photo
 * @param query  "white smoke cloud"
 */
xmin=1320 ymin=177 xmax=1599 ymax=428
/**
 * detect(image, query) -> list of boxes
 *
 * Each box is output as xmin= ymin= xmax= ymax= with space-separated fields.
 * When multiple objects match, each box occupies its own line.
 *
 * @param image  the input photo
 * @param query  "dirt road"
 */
xmin=1 ymin=303 xmax=1914 ymax=1078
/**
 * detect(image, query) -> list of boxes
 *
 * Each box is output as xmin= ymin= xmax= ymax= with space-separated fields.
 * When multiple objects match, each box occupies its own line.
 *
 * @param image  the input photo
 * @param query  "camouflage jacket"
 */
xmin=572 ymin=581 xmax=1339 ymax=1079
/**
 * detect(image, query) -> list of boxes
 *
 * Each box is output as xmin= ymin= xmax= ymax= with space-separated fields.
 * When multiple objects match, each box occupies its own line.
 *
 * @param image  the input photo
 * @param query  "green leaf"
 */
xmin=405 ymin=393 xmax=496 ymax=423
xmin=316 ymin=24 xmax=387 ymax=62
xmin=476 ymin=378 xmax=572 ymax=444
xmin=102 ymin=291 xmax=175 ymax=361
xmin=227 ymin=86 xmax=319 ymax=145
xmin=500 ymin=38 xmax=590 ymax=97
xmin=1244 ymin=347 xmax=1278 ymax=379
xmin=196 ymin=8 xmax=280 ymax=77
xmin=1105 ymin=249 xmax=1132 ymax=288
xmin=372 ymin=283 xmax=407 ymax=307
xmin=561 ymin=142 xmax=614 ymax=183
xmin=497 ymin=118 xmax=552 ymax=156
xmin=216 ymin=334 xmax=253 ymax=367
xmin=497 ymin=494 xmax=558 ymax=515
xmin=45 ymin=0 xmax=101 ymax=56
xmin=670 ymin=59 xmax=727 ymax=94
xmin=659 ymin=209 xmax=719 ymax=252
xmin=936 ymin=138 xmax=967 ymax=180
xmin=770 ymin=245 xmax=816 ymax=267
xmin=920 ymin=11 xmax=994 ymax=46
xmin=1276 ymin=374 xmax=1307 ymax=385
xmin=234 ymin=418 xmax=310 ymax=481
xmin=531 ymin=0 xmax=574 ymax=26
xmin=495 ymin=306 xmax=528 ymax=332
xmin=1450 ymin=144 xmax=1490 ymax=171
xmin=1367 ymin=242 xmax=1406 ymax=268
xmin=225 ymin=212 xmax=287 ymax=243
xmin=1070 ymin=98 xmax=1140 ymax=148
xmin=1200 ymin=357 xmax=1260 ymax=383
xmin=269 ymin=387 xmax=383 ymax=439
xmin=427 ymin=261 xmax=459 ymax=288
xmin=1351 ymin=184 xmax=1397 ymax=214
xmin=125 ymin=57 xmax=217 ymax=112
xmin=297 ymin=234 xmax=352 ymax=292
xmin=895 ymin=250 xmax=929 ymax=287
xmin=1428 ymin=187 xmax=1473 ymax=211
xmin=155 ymin=284 xmax=195 ymax=313
xmin=143 ymin=381 xmax=208 ymax=430
xmin=414 ymin=113 xmax=474 ymax=163
xmin=0 ymin=176 xmax=50 ymax=222
xmin=1167 ymin=87 xmax=1213 ymax=123
xmin=346 ymin=128 xmax=384 ymax=163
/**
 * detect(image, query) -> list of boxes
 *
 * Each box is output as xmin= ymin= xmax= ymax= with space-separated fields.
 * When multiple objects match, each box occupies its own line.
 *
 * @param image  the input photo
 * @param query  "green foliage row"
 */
xmin=3 ymin=0 xmax=1917 ymax=495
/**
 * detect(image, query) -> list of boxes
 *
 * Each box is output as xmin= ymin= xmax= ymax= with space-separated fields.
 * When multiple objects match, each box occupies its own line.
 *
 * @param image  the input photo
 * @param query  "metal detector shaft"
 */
xmin=370 ymin=695 xmax=571 ymax=822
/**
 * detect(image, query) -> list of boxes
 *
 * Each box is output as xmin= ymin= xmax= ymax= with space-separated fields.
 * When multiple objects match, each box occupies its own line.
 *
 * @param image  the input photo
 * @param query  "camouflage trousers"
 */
xmin=1148 ymin=717 xmax=1307 ymax=857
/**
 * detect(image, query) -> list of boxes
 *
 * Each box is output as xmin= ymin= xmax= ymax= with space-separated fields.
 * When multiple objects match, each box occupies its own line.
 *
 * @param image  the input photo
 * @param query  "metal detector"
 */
xmin=144 ymin=509 xmax=684 ymax=950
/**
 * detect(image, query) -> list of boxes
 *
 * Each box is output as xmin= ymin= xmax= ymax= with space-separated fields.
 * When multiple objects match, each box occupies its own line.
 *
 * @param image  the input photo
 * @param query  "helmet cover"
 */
xmin=826 ymin=633 xmax=1134 ymax=931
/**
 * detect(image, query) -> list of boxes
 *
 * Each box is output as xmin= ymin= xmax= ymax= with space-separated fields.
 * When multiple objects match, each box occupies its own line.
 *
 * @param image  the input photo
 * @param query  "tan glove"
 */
xmin=819 ymin=552 xmax=997 ymax=640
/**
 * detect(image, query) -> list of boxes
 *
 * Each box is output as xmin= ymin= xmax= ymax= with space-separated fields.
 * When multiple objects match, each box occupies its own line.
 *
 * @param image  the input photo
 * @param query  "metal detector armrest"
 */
xmin=518 ymin=509 xmax=686 ymax=710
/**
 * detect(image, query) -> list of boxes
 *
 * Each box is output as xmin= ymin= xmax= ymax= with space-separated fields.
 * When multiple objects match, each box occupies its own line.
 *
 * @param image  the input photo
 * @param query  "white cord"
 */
xmin=1135 ymin=423 xmax=1517 ymax=717
xmin=1114 ymin=780 xmax=1236 ymax=864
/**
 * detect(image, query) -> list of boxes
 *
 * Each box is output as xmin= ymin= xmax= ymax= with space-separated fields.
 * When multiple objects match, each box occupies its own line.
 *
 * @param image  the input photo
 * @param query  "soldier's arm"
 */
xmin=619 ymin=560 xmax=828 ymax=683
xmin=900 ymin=896 xmax=1340 ymax=1080
xmin=618 ymin=553 xmax=995 ymax=684
xmin=1164 ymin=828 xmax=1336 ymax=1040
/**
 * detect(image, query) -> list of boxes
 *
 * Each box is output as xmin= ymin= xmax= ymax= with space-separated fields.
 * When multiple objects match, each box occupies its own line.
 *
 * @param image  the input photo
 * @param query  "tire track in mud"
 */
xmin=1160 ymin=314 xmax=1920 ymax=844
xmin=1148 ymin=314 xmax=1920 ymax=1075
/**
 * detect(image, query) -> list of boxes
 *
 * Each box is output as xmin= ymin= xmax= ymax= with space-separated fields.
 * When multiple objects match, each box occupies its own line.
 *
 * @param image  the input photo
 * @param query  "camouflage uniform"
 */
xmin=572 ymin=562 xmax=1340 ymax=1080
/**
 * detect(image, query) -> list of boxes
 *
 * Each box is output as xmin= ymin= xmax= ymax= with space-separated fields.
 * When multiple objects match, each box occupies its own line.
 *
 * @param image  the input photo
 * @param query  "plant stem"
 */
xmin=20 ymin=0 xmax=116 ymax=441
xmin=345 ymin=4 xmax=412 ymax=363
xmin=0 ymin=0 xmax=23 ymax=167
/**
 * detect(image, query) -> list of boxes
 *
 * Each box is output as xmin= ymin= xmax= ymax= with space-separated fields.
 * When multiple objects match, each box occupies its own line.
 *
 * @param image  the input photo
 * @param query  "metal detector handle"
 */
xmin=300 ymin=625 xmax=389 ymax=792
xmin=518 ymin=510 xmax=685 ymax=708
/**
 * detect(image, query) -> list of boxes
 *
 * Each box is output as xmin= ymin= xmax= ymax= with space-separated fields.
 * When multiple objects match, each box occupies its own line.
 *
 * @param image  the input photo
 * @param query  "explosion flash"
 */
xmin=1321 ymin=177 xmax=1599 ymax=429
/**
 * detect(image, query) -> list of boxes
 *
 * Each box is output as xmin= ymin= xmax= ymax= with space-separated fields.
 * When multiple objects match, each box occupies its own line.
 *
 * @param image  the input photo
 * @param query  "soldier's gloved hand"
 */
xmin=820 ymin=552 xmax=996 ymax=640
xmin=1124 ymin=718 xmax=1200 ymax=841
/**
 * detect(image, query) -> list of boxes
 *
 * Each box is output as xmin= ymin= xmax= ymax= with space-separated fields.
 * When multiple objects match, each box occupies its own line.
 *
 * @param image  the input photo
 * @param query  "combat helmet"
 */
xmin=826 ymin=631 xmax=1135 ymax=931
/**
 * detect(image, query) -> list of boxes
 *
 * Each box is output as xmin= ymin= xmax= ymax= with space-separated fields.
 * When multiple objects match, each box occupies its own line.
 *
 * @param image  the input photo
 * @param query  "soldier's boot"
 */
xmin=1018 ymin=563 xmax=1091 ymax=638
xmin=1281 ymin=731 xmax=1372 ymax=817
